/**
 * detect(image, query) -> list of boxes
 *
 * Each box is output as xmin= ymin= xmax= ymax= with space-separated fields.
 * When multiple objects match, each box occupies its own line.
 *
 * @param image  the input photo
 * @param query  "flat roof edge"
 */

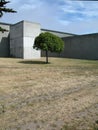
xmin=41 ymin=28 xmax=77 ymax=36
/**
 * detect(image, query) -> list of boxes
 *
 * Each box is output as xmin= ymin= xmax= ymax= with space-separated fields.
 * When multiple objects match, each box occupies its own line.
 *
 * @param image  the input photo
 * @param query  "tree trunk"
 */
xmin=46 ymin=50 xmax=48 ymax=64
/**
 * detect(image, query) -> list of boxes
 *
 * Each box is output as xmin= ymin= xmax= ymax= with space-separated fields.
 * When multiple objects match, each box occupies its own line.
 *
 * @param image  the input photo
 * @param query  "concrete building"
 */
xmin=0 ymin=20 xmax=75 ymax=59
xmin=0 ymin=20 xmax=98 ymax=60
xmin=10 ymin=21 xmax=41 ymax=59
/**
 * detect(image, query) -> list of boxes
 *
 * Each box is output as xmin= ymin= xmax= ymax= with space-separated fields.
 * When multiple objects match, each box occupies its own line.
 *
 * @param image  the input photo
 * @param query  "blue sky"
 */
xmin=1 ymin=0 xmax=98 ymax=34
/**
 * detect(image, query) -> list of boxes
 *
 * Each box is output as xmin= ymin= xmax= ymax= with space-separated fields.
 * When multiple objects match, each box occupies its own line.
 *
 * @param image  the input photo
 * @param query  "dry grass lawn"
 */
xmin=0 ymin=57 xmax=98 ymax=130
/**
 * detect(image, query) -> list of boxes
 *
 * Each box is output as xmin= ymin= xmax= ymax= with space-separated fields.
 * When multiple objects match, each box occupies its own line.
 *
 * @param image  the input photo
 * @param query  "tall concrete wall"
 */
xmin=10 ymin=21 xmax=41 ymax=59
xmin=42 ymin=33 xmax=98 ymax=60
xmin=23 ymin=21 xmax=41 ymax=59
xmin=0 ymin=23 xmax=10 ymax=57
xmin=10 ymin=21 xmax=23 ymax=58
xmin=62 ymin=33 xmax=98 ymax=60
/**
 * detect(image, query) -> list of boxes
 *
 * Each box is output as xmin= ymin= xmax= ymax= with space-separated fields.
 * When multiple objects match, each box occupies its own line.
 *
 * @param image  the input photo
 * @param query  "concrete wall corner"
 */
xmin=23 ymin=21 xmax=41 ymax=59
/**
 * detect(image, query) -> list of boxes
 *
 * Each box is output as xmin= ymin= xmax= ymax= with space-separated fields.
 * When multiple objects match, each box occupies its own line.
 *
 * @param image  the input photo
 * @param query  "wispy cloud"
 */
xmin=59 ymin=1 xmax=98 ymax=22
xmin=1 ymin=0 xmax=98 ymax=34
xmin=19 ymin=0 xmax=43 ymax=10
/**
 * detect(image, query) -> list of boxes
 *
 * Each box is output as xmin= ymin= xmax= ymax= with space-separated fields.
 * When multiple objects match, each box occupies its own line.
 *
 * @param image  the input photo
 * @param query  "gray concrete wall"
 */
xmin=42 ymin=33 xmax=98 ymax=60
xmin=10 ymin=21 xmax=41 ymax=59
xmin=10 ymin=21 xmax=23 ymax=58
xmin=62 ymin=33 xmax=98 ymax=60
xmin=23 ymin=21 xmax=41 ymax=59
xmin=0 ymin=23 xmax=10 ymax=57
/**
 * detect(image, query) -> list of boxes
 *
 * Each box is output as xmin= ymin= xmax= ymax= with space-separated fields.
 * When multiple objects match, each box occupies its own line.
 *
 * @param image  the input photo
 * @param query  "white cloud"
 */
xmin=19 ymin=0 xmax=43 ymax=10
xmin=0 ymin=0 xmax=98 ymax=34
xmin=60 ymin=1 xmax=98 ymax=21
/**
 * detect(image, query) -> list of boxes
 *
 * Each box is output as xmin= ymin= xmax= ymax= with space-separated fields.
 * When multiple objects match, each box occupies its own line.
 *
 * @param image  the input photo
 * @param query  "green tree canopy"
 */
xmin=0 ymin=0 xmax=16 ymax=32
xmin=33 ymin=32 xmax=64 ymax=63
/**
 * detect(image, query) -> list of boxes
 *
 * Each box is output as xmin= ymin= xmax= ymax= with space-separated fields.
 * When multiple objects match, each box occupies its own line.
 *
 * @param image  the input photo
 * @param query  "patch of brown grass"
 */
xmin=0 ymin=57 xmax=98 ymax=130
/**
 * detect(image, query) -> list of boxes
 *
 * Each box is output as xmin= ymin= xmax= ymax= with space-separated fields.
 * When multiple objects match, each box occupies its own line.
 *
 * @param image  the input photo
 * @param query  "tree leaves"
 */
xmin=34 ymin=32 xmax=64 ymax=53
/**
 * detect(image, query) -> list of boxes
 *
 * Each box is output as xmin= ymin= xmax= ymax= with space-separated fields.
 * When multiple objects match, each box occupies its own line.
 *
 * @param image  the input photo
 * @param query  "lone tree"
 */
xmin=0 ymin=0 xmax=16 ymax=32
xmin=33 ymin=32 xmax=64 ymax=63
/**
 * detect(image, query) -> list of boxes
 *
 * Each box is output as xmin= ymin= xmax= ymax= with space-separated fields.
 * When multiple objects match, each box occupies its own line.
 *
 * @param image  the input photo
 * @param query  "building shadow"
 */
xmin=0 ymin=36 xmax=10 ymax=57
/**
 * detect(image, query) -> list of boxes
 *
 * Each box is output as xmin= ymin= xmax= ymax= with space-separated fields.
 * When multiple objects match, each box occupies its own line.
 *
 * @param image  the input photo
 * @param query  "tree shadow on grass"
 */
xmin=18 ymin=60 xmax=50 ymax=64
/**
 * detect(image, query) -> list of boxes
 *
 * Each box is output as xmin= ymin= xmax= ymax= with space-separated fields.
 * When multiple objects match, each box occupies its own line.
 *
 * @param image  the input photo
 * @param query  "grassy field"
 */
xmin=0 ymin=57 xmax=98 ymax=130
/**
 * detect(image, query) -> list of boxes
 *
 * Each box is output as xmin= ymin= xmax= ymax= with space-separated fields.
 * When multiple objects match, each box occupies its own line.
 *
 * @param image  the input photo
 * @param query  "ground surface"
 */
xmin=0 ymin=57 xmax=98 ymax=130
